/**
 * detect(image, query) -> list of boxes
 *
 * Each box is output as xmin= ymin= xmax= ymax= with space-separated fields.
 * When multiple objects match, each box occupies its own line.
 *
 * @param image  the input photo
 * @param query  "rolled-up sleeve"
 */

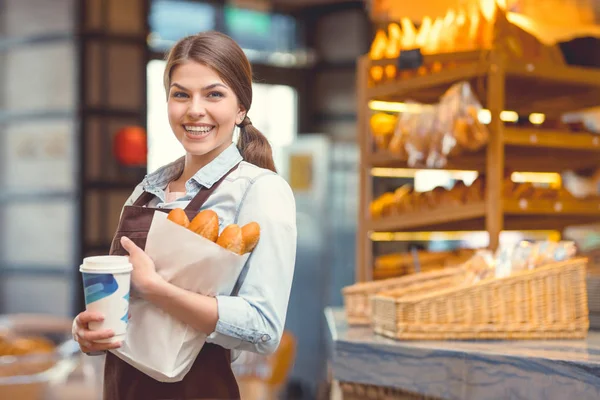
xmin=206 ymin=174 xmax=297 ymax=355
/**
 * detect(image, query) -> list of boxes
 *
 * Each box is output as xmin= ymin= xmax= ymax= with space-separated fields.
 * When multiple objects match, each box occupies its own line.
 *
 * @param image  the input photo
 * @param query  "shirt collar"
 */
xmin=143 ymin=143 xmax=243 ymax=190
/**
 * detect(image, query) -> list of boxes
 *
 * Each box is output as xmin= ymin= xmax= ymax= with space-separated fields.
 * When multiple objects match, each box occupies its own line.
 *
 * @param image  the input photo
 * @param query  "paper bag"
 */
xmin=112 ymin=211 xmax=249 ymax=382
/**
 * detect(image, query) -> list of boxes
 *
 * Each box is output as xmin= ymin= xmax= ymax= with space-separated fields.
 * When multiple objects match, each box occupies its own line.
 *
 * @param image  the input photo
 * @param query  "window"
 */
xmin=148 ymin=0 xmax=217 ymax=51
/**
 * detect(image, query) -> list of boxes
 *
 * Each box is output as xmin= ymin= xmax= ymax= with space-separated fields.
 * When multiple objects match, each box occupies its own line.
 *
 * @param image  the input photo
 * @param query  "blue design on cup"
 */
xmin=82 ymin=273 xmax=119 ymax=304
xmin=121 ymin=292 xmax=130 ymax=323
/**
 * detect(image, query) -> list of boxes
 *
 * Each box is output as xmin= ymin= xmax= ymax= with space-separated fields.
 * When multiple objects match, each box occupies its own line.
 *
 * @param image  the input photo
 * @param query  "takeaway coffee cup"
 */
xmin=80 ymin=255 xmax=133 ymax=343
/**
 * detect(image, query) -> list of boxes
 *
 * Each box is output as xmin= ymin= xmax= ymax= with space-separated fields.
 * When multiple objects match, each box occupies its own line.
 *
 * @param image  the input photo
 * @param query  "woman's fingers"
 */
xmin=79 ymin=340 xmax=122 ymax=353
xmin=78 ymin=328 xmax=115 ymax=343
xmin=75 ymin=311 xmax=105 ymax=327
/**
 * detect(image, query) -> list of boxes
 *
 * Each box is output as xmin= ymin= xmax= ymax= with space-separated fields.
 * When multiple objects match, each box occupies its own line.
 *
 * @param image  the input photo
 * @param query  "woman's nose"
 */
xmin=187 ymin=97 xmax=206 ymax=118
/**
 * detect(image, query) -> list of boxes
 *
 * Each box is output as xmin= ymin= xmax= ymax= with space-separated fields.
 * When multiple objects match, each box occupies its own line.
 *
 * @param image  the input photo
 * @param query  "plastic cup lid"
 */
xmin=80 ymin=255 xmax=133 ymax=273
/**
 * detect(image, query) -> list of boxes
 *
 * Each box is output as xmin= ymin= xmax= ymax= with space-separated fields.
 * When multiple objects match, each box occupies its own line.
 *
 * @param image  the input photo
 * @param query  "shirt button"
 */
xmin=261 ymin=334 xmax=270 ymax=342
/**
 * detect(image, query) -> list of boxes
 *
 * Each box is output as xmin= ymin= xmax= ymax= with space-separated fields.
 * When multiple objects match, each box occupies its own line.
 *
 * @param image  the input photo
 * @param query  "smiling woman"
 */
xmin=72 ymin=31 xmax=298 ymax=400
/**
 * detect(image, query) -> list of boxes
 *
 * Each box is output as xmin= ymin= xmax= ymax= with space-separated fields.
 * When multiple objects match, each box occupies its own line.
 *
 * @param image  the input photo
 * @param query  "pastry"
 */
xmin=448 ymin=181 xmax=468 ymax=205
xmin=189 ymin=209 xmax=219 ymax=242
xmin=241 ymin=222 xmax=261 ymax=254
xmin=167 ymin=208 xmax=190 ymax=228
xmin=216 ymin=224 xmax=244 ymax=255
xmin=512 ymin=182 xmax=535 ymax=199
xmin=465 ymin=176 xmax=485 ymax=202
xmin=425 ymin=186 xmax=448 ymax=208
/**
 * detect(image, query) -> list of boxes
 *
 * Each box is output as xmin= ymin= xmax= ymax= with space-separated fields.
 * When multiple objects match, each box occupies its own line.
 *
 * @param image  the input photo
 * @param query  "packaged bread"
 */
xmin=167 ymin=208 xmax=261 ymax=255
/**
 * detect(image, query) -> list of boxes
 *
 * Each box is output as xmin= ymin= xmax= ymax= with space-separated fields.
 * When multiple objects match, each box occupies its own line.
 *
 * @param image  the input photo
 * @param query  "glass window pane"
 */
xmin=149 ymin=0 xmax=216 ymax=51
xmin=1 ymin=0 xmax=74 ymax=38
xmin=0 ymin=276 xmax=72 ymax=316
xmin=1 ymin=201 xmax=76 ymax=267
xmin=1 ymin=120 xmax=76 ymax=192
xmin=3 ymin=42 xmax=76 ymax=112
xmin=224 ymin=6 xmax=297 ymax=53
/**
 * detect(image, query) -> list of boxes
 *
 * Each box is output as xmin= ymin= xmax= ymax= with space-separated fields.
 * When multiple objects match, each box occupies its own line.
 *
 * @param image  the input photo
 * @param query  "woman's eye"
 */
xmin=207 ymin=91 xmax=224 ymax=99
xmin=172 ymin=91 xmax=188 ymax=98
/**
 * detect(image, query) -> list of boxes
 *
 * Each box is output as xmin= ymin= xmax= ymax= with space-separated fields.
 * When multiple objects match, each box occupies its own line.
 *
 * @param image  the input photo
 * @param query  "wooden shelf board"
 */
xmin=503 ymin=198 xmax=600 ymax=216
xmin=364 ymin=51 xmax=600 ymax=112
xmin=503 ymin=127 xmax=600 ymax=151
xmin=367 ymin=150 xmax=484 ymax=170
xmin=367 ymin=199 xmax=600 ymax=233
xmin=367 ymin=202 xmax=487 ymax=232
xmin=366 ymin=64 xmax=488 ymax=102
xmin=367 ymin=50 xmax=484 ymax=68
xmin=505 ymin=62 xmax=600 ymax=89
xmin=368 ymin=128 xmax=600 ymax=173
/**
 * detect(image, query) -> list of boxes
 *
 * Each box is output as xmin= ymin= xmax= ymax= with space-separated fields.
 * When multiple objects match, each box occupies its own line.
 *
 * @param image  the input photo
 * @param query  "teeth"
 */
xmin=184 ymin=125 xmax=213 ymax=133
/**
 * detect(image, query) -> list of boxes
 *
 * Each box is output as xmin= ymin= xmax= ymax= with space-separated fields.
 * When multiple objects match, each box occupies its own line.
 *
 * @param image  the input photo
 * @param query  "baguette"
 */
xmin=188 ymin=209 xmax=219 ymax=242
xmin=167 ymin=208 xmax=190 ymax=228
xmin=216 ymin=224 xmax=244 ymax=255
xmin=241 ymin=222 xmax=261 ymax=254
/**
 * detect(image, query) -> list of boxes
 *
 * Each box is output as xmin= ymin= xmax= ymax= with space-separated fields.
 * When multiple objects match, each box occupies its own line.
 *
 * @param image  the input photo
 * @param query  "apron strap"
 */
xmin=185 ymin=163 xmax=240 ymax=211
xmin=132 ymin=191 xmax=156 ymax=206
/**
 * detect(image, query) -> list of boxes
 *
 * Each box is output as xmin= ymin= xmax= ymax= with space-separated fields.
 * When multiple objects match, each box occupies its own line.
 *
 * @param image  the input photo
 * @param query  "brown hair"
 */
xmin=163 ymin=31 xmax=276 ymax=172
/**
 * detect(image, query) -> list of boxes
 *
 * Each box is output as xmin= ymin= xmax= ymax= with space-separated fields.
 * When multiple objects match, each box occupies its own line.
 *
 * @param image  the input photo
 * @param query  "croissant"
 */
xmin=167 ymin=208 xmax=190 ymax=228
xmin=189 ymin=209 xmax=219 ymax=242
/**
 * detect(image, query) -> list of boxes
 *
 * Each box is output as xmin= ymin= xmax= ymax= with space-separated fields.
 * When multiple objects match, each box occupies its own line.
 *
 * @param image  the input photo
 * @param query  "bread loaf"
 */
xmin=241 ymin=222 xmax=261 ymax=254
xmin=216 ymin=224 xmax=244 ymax=255
xmin=188 ymin=209 xmax=219 ymax=242
xmin=167 ymin=208 xmax=190 ymax=228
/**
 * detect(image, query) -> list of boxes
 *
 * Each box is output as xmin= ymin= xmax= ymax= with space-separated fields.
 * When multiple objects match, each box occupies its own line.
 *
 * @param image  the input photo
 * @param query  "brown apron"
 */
xmin=103 ymin=165 xmax=241 ymax=400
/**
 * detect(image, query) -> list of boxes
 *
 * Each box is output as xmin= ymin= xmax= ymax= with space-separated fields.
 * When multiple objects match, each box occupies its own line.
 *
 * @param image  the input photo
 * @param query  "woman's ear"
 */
xmin=236 ymin=105 xmax=247 ymax=125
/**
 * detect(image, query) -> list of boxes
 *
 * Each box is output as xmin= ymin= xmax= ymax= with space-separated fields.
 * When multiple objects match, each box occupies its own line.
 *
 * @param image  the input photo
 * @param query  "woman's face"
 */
xmin=167 ymin=61 xmax=245 ymax=159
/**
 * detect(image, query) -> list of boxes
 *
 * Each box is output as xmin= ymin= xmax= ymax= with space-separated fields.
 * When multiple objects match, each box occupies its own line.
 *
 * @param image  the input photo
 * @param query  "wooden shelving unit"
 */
xmin=356 ymin=49 xmax=600 ymax=282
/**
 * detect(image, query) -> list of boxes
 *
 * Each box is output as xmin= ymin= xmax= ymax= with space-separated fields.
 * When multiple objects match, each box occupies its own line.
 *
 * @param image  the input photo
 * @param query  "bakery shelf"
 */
xmin=356 ymin=47 xmax=600 ymax=282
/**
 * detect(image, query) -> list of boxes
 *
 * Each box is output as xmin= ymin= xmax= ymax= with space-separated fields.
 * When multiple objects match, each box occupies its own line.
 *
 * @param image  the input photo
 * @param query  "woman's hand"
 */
xmin=72 ymin=311 xmax=122 ymax=353
xmin=120 ymin=236 xmax=164 ymax=296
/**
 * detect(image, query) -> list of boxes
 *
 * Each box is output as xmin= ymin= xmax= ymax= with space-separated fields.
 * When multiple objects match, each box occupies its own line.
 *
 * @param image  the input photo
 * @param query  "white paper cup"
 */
xmin=80 ymin=255 xmax=133 ymax=343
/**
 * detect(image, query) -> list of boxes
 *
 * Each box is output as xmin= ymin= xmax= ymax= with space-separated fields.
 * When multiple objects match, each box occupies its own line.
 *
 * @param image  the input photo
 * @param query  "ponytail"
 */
xmin=236 ymin=116 xmax=277 ymax=173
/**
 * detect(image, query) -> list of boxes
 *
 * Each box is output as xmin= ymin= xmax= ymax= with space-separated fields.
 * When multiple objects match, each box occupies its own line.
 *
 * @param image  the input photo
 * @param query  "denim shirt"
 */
xmin=122 ymin=143 xmax=297 ymax=355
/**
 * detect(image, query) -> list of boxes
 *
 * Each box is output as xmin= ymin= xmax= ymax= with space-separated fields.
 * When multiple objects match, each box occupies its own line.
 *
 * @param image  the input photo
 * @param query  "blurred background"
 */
xmin=2 ymin=0 xmax=600 ymax=399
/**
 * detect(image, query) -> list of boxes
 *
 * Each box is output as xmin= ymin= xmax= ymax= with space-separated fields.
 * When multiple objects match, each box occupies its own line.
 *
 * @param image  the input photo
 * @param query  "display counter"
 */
xmin=326 ymin=307 xmax=600 ymax=400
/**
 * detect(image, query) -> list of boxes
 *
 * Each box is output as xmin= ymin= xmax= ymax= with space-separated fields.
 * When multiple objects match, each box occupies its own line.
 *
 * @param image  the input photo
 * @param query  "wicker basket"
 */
xmin=339 ymin=381 xmax=440 ymax=400
xmin=372 ymin=258 xmax=589 ymax=340
xmin=342 ymin=267 xmax=467 ymax=325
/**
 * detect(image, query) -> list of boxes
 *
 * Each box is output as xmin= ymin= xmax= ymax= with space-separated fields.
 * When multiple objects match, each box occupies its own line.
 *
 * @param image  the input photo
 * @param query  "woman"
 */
xmin=72 ymin=31 xmax=297 ymax=399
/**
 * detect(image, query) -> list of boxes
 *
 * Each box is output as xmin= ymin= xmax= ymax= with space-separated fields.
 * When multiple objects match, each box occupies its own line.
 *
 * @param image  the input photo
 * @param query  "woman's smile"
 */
xmin=182 ymin=124 xmax=216 ymax=140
